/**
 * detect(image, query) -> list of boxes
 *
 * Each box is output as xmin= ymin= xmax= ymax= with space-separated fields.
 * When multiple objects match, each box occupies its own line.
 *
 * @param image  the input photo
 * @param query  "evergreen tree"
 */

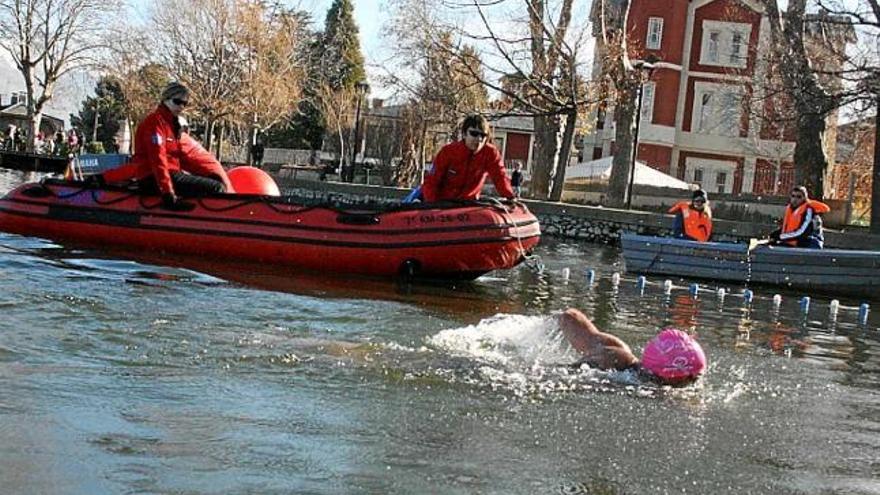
xmin=321 ymin=0 xmax=366 ymax=89
xmin=70 ymin=77 xmax=128 ymax=153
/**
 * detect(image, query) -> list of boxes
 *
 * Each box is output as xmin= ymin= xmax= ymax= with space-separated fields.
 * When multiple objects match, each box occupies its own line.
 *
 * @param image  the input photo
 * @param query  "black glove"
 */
xmin=162 ymin=192 xmax=179 ymax=209
xmin=83 ymin=174 xmax=105 ymax=188
xmin=161 ymin=192 xmax=195 ymax=212
xmin=768 ymin=229 xmax=781 ymax=243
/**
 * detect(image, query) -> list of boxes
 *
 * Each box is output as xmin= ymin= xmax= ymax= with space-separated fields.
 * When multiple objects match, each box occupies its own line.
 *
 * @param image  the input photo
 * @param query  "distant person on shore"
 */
xmin=419 ymin=114 xmax=515 ymax=202
xmin=668 ymin=189 xmax=712 ymax=242
xmin=89 ymin=82 xmax=226 ymax=207
xmin=511 ymin=161 xmax=524 ymax=198
xmin=769 ymin=185 xmax=829 ymax=249
xmin=251 ymin=138 xmax=265 ymax=168
xmin=559 ymin=308 xmax=706 ymax=386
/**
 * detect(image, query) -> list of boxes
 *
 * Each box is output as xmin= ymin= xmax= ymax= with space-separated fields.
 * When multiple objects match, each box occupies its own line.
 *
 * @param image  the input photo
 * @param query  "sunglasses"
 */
xmin=693 ymin=198 xmax=706 ymax=204
xmin=172 ymin=98 xmax=189 ymax=107
xmin=467 ymin=129 xmax=487 ymax=139
xmin=790 ymin=194 xmax=804 ymax=199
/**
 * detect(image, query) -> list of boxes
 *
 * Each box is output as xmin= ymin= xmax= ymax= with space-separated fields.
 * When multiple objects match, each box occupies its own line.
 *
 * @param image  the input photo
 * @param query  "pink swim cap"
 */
xmin=641 ymin=328 xmax=706 ymax=382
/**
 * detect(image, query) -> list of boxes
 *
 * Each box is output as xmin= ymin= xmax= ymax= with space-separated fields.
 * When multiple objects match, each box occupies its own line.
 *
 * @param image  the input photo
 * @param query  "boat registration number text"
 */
xmin=405 ymin=213 xmax=470 ymax=225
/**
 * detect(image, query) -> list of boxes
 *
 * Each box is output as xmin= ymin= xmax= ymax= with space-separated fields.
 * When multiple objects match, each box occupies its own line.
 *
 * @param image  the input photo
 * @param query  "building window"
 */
xmin=700 ymin=20 xmax=751 ymax=68
xmin=592 ymin=147 xmax=603 ymax=160
xmin=693 ymin=82 xmax=743 ymax=137
xmin=693 ymin=168 xmax=704 ymax=186
xmin=687 ymin=158 xmax=736 ymax=194
xmin=706 ymin=31 xmax=720 ymax=63
xmin=715 ymin=171 xmax=727 ymax=193
xmin=647 ymin=17 xmax=664 ymax=50
xmin=730 ymin=32 xmax=743 ymax=64
xmin=641 ymin=82 xmax=656 ymax=123
xmin=596 ymin=105 xmax=606 ymax=130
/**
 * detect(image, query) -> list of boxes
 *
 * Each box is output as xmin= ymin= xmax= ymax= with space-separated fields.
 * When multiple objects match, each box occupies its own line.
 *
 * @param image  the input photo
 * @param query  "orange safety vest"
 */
xmin=668 ymin=201 xmax=713 ymax=242
xmin=781 ymin=200 xmax=830 ymax=246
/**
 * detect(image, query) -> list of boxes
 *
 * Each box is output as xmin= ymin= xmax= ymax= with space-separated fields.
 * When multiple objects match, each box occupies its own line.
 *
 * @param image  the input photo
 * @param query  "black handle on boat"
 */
xmin=336 ymin=213 xmax=380 ymax=225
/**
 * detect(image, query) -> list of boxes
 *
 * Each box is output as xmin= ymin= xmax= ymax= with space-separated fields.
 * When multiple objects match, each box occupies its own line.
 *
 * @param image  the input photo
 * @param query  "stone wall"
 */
xmin=274 ymin=176 xmax=879 ymax=250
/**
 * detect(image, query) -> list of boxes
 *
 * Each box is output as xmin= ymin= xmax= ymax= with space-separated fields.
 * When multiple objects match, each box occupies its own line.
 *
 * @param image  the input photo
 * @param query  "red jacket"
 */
xmin=103 ymin=104 xmax=182 ymax=195
xmin=178 ymin=134 xmax=234 ymax=193
xmin=421 ymin=140 xmax=515 ymax=202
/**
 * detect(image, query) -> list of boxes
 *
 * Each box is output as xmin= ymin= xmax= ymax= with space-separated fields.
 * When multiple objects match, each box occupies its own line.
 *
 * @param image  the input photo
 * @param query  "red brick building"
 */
xmin=583 ymin=0 xmax=852 ymax=196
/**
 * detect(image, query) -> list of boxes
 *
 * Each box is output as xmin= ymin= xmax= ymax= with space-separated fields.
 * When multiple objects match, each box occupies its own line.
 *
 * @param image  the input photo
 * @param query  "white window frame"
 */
xmin=640 ymin=82 xmax=656 ymax=123
xmin=692 ymin=81 xmax=743 ymax=137
xmin=646 ymin=17 xmax=664 ymax=50
xmin=699 ymin=20 xmax=751 ymax=69
xmin=687 ymin=158 xmax=736 ymax=194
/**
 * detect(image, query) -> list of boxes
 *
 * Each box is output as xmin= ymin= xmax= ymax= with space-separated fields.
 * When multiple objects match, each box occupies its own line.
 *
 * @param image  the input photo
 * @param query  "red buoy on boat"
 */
xmin=228 ymin=166 xmax=280 ymax=196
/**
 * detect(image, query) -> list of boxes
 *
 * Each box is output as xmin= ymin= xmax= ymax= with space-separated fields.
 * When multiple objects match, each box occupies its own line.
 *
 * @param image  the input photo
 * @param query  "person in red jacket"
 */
xmin=419 ymin=114 xmax=515 ymax=202
xmin=93 ymin=82 xmax=225 ymax=208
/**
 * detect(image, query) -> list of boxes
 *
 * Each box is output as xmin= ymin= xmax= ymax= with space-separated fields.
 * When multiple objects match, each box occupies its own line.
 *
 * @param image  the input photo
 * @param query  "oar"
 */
xmin=748 ymin=238 xmax=771 ymax=252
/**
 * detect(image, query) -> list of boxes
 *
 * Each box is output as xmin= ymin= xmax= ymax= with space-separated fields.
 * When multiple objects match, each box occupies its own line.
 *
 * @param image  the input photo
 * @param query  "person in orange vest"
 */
xmin=668 ymin=189 xmax=712 ymax=242
xmin=769 ymin=185 xmax=830 ymax=249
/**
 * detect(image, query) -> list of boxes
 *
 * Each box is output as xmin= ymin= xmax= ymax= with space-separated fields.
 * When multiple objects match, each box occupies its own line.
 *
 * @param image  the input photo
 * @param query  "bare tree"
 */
xmin=231 ymin=3 xmax=308 ymax=162
xmin=315 ymin=82 xmax=356 ymax=172
xmin=0 ymin=0 xmax=119 ymax=152
xmin=384 ymin=0 xmax=597 ymax=200
xmin=150 ymin=0 xmax=242 ymax=152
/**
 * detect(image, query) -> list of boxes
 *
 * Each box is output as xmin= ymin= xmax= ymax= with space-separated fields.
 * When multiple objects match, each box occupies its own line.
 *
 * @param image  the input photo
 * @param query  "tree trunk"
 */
xmin=793 ymin=109 xmax=828 ymax=199
xmin=205 ymin=119 xmax=215 ymax=154
xmin=531 ymin=114 xmax=563 ymax=200
xmin=217 ymin=124 xmax=226 ymax=162
xmin=549 ymin=110 xmax=578 ymax=201
xmin=871 ymin=100 xmax=880 ymax=234
xmin=606 ymin=84 xmax=639 ymax=208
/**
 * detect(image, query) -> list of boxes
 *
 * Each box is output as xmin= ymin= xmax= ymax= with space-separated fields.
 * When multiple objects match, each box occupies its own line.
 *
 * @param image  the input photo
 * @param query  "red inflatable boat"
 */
xmin=0 ymin=180 xmax=541 ymax=279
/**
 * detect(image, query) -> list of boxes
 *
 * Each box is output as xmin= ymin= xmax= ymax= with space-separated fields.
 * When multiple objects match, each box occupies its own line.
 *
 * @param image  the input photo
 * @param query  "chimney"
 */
xmin=371 ymin=98 xmax=384 ymax=109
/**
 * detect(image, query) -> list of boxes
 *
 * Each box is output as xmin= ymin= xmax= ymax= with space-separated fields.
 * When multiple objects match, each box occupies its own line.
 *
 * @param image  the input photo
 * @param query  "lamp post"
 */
xmin=625 ymin=54 xmax=659 ymax=210
xmin=348 ymin=81 xmax=370 ymax=183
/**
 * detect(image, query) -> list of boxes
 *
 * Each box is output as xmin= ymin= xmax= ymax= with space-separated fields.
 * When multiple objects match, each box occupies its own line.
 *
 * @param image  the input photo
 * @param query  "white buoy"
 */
xmin=859 ymin=303 xmax=870 ymax=324
xmin=829 ymin=299 xmax=840 ymax=313
xmin=611 ymin=272 xmax=620 ymax=285
xmin=717 ymin=288 xmax=727 ymax=298
xmin=586 ymin=269 xmax=596 ymax=285
xmin=561 ymin=267 xmax=571 ymax=281
xmin=663 ymin=280 xmax=673 ymax=294
xmin=773 ymin=294 xmax=782 ymax=306
xmin=743 ymin=289 xmax=753 ymax=303
xmin=800 ymin=296 xmax=811 ymax=313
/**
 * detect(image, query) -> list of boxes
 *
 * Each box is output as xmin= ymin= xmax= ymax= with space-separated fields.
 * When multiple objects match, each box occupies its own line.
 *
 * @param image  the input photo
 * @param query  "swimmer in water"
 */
xmin=559 ymin=308 xmax=706 ymax=386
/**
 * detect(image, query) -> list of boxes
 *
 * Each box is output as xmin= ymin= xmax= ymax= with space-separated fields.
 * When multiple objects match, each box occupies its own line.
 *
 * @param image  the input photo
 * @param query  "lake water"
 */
xmin=0 ymin=169 xmax=878 ymax=494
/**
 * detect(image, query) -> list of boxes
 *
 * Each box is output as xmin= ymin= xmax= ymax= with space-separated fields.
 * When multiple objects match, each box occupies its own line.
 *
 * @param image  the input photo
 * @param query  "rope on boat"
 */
xmin=486 ymin=197 xmax=542 ymax=272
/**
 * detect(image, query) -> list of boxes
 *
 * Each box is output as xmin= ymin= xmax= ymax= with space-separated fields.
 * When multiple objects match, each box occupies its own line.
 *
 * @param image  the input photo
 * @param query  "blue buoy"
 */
xmin=800 ymin=296 xmax=811 ymax=313
xmin=743 ymin=289 xmax=753 ymax=303
xmin=586 ymin=269 xmax=596 ymax=285
xmin=636 ymin=276 xmax=646 ymax=288
xmin=689 ymin=283 xmax=699 ymax=297
xmin=859 ymin=303 xmax=870 ymax=324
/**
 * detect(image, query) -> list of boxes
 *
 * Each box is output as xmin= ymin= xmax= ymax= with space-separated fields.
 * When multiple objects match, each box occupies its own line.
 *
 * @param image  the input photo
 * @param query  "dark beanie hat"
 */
xmin=692 ymin=189 xmax=708 ymax=201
